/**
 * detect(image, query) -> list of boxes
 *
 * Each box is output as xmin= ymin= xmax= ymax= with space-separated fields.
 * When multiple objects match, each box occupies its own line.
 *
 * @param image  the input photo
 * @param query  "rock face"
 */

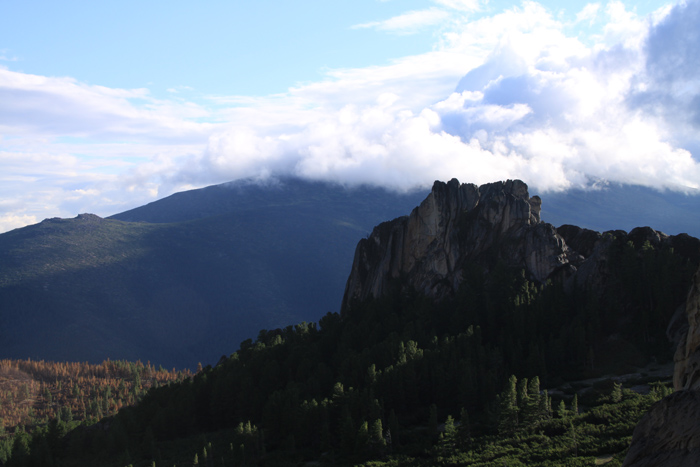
xmin=675 ymin=267 xmax=700 ymax=391
xmin=342 ymin=178 xmax=699 ymax=313
xmin=342 ymin=179 xmax=578 ymax=310
xmin=623 ymin=389 xmax=700 ymax=467
xmin=623 ymin=265 xmax=700 ymax=467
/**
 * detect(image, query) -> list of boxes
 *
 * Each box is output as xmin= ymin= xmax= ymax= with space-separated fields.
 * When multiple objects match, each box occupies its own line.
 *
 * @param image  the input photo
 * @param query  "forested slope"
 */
xmin=5 ymin=229 xmax=692 ymax=466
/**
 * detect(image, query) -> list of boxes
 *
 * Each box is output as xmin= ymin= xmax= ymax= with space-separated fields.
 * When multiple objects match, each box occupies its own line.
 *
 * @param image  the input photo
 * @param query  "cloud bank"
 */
xmin=1 ymin=0 xmax=699 ymax=232
xmin=177 ymin=0 xmax=700 ymax=193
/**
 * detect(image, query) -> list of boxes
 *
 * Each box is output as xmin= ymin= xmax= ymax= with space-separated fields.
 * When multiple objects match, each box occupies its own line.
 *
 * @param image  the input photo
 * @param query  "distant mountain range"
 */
xmin=0 ymin=178 xmax=426 ymax=369
xmin=0 ymin=177 xmax=698 ymax=370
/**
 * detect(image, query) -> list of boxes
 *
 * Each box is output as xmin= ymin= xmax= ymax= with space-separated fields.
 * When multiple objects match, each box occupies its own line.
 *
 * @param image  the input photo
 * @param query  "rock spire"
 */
xmin=342 ymin=179 xmax=576 ymax=311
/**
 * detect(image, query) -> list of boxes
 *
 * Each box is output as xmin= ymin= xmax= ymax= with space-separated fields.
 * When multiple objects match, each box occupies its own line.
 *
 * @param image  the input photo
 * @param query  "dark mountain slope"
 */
xmin=110 ymin=177 xmax=426 ymax=225
xmin=0 ymin=179 xmax=427 ymax=369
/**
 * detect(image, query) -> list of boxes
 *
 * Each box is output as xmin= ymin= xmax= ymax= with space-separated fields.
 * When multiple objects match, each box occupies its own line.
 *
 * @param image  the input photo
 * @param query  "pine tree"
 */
xmin=355 ymin=421 xmax=370 ymax=454
xmin=538 ymin=390 xmax=552 ymax=420
xmin=370 ymin=419 xmax=385 ymax=447
xmin=523 ymin=376 xmax=541 ymax=425
xmin=517 ymin=377 xmax=529 ymax=410
xmin=572 ymin=394 xmax=579 ymax=416
xmin=557 ymin=400 xmax=568 ymax=419
xmin=444 ymin=415 xmax=456 ymax=440
xmin=498 ymin=375 xmax=519 ymax=435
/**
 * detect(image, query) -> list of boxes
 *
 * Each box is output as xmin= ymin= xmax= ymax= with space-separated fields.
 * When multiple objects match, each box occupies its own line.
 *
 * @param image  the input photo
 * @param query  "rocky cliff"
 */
xmin=342 ymin=178 xmax=697 ymax=312
xmin=342 ymin=179 xmax=576 ymax=309
xmin=623 ymin=266 xmax=700 ymax=467
xmin=675 ymin=267 xmax=700 ymax=391
xmin=339 ymin=178 xmax=700 ymax=465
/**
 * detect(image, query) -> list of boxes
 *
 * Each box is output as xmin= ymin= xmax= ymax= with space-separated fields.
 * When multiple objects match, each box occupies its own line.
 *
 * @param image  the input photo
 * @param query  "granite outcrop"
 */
xmin=342 ymin=178 xmax=699 ymax=314
xmin=623 ymin=265 xmax=700 ymax=467
xmin=342 ymin=179 xmax=574 ymax=310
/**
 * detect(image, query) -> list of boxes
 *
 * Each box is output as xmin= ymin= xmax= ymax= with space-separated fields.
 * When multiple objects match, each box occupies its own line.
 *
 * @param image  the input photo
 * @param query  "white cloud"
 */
xmin=0 ymin=68 xmax=214 ymax=142
xmin=0 ymin=213 xmax=37 ymax=233
xmin=576 ymin=3 xmax=601 ymax=23
xmin=2 ymin=0 xmax=700 ymax=233
xmin=352 ymin=8 xmax=451 ymax=33
xmin=182 ymin=0 xmax=700 ymax=194
xmin=433 ymin=0 xmax=481 ymax=12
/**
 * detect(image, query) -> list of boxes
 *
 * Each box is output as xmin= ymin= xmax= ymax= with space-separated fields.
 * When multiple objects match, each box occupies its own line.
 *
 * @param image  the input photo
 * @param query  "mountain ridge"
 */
xmin=343 ymin=178 xmax=700 ymax=314
xmin=0 ymin=178 xmax=427 ymax=369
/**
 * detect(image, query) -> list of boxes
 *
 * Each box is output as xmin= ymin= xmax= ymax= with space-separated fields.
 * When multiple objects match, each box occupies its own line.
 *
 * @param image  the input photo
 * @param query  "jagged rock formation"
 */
xmin=342 ymin=179 xmax=700 ymax=313
xmin=343 ymin=179 xmax=698 ymax=312
xmin=623 ymin=265 xmax=700 ymax=467
xmin=342 ymin=179 xmax=577 ymax=309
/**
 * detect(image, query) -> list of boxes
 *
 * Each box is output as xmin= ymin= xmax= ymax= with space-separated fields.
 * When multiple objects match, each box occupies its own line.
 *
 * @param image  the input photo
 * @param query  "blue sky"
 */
xmin=1 ymin=1 xmax=446 ymax=98
xmin=1 ymin=0 xmax=699 ymax=232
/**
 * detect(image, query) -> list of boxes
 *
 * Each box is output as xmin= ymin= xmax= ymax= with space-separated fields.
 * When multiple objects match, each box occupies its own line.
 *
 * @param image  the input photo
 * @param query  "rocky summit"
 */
xmin=342 ymin=179 xmax=571 ymax=309
xmin=341 ymin=178 xmax=698 ymax=312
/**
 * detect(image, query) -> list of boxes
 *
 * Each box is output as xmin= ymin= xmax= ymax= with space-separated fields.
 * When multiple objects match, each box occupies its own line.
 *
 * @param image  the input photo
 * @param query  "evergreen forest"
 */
xmin=0 ymin=235 xmax=696 ymax=466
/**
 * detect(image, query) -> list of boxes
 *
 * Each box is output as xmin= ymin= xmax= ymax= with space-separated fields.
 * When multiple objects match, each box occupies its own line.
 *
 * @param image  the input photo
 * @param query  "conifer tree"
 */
xmin=356 ymin=421 xmax=370 ymax=454
xmin=523 ymin=376 xmax=541 ymax=425
xmin=444 ymin=415 xmax=456 ymax=440
xmin=498 ymin=375 xmax=519 ymax=435
xmin=611 ymin=382 xmax=623 ymax=403
xmin=517 ymin=377 xmax=529 ymax=410
xmin=370 ymin=419 xmax=385 ymax=447
xmin=557 ymin=400 xmax=567 ymax=419
xmin=538 ymin=390 xmax=552 ymax=420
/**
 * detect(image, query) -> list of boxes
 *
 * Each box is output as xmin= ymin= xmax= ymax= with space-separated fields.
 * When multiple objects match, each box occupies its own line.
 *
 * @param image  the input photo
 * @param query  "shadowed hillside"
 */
xmin=0 ymin=178 xmax=427 ymax=369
